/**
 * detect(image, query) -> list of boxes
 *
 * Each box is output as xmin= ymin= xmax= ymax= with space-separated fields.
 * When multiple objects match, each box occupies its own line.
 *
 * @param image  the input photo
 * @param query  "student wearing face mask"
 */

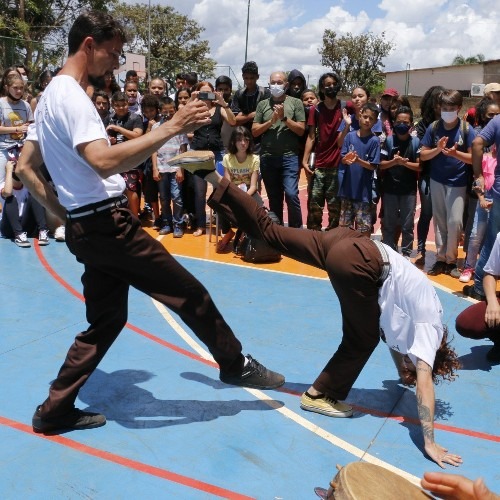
xmin=420 ymin=89 xmax=476 ymax=276
xmin=302 ymin=72 xmax=344 ymax=231
xmin=380 ymin=106 xmax=421 ymax=259
xmin=252 ymin=70 xmax=306 ymax=228
xmin=286 ymin=69 xmax=306 ymax=99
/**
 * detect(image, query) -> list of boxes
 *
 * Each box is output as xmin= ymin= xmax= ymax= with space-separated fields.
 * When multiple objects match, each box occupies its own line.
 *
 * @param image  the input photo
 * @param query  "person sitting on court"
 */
xmin=169 ymin=151 xmax=463 ymax=468
xmin=455 ymin=230 xmax=500 ymax=363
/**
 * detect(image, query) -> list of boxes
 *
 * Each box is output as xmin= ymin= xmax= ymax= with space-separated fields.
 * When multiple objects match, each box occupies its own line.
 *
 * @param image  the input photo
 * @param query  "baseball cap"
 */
xmin=382 ymin=88 xmax=399 ymax=97
xmin=484 ymin=82 xmax=500 ymax=93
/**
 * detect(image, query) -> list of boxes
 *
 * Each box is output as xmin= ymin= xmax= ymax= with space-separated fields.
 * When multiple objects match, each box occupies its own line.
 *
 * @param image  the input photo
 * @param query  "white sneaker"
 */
xmin=14 ymin=232 xmax=31 ymax=248
xmin=38 ymin=229 xmax=50 ymax=246
xmin=54 ymin=225 xmax=65 ymax=242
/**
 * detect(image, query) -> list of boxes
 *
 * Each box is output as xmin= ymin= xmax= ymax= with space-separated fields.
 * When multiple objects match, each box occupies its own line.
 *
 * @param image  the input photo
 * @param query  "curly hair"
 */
xmin=400 ymin=327 xmax=461 ymax=387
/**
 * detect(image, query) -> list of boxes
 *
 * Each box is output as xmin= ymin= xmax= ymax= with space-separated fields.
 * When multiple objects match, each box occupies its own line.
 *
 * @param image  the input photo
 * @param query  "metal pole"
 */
xmin=147 ymin=0 xmax=151 ymax=81
xmin=244 ymin=0 xmax=250 ymax=62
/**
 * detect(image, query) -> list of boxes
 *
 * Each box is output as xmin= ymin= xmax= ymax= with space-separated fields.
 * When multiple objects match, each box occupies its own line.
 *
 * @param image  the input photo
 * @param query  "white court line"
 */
xmin=150 ymin=298 xmax=421 ymax=487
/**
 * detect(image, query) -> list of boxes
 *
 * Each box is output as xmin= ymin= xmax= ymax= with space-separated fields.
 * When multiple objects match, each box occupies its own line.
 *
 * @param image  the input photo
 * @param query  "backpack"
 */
xmin=233 ymin=86 xmax=269 ymax=115
xmin=233 ymin=211 xmax=282 ymax=264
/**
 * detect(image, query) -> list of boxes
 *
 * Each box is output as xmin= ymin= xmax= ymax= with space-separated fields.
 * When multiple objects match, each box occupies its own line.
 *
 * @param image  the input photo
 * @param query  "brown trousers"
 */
xmin=39 ymin=205 xmax=243 ymax=418
xmin=209 ymin=178 xmax=384 ymax=400
xmin=455 ymin=300 xmax=500 ymax=342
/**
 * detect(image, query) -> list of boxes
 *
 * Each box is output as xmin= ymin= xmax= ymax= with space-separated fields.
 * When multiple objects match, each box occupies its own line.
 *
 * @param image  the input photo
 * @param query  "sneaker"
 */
xmin=427 ymin=261 xmax=446 ymax=276
xmin=153 ymin=218 xmax=163 ymax=229
xmin=159 ymin=225 xmax=172 ymax=235
xmin=173 ymin=226 xmax=184 ymax=238
xmin=219 ymin=354 xmax=285 ymax=389
xmin=300 ymin=392 xmax=353 ymax=418
xmin=486 ymin=343 xmax=500 ymax=363
xmin=445 ymin=263 xmax=457 ymax=275
xmin=14 ymin=232 xmax=31 ymax=248
xmin=37 ymin=229 xmax=50 ymax=246
xmin=462 ymin=284 xmax=486 ymax=301
xmin=414 ymin=251 xmax=425 ymax=266
xmin=54 ymin=225 xmax=65 ymax=242
xmin=32 ymin=406 xmax=106 ymax=433
xmin=459 ymin=268 xmax=474 ymax=283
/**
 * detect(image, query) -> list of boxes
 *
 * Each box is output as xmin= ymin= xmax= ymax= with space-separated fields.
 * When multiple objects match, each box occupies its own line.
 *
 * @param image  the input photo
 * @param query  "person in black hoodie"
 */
xmin=286 ymin=69 xmax=307 ymax=99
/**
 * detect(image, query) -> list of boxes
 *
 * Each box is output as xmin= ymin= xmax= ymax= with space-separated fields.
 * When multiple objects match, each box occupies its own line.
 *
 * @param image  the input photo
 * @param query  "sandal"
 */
xmin=193 ymin=228 xmax=205 ymax=237
xmin=216 ymin=229 xmax=235 ymax=253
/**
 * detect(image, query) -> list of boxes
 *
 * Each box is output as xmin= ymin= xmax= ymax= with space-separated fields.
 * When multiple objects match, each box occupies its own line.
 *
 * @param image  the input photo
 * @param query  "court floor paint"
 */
xmin=0 ymin=229 xmax=498 ymax=499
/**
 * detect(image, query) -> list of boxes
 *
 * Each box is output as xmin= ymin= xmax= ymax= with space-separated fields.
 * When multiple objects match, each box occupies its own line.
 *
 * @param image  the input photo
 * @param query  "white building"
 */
xmin=383 ymin=59 xmax=500 ymax=97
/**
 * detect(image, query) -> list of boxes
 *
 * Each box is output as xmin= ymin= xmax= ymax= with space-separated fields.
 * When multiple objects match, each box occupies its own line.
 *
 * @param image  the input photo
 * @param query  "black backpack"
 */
xmin=233 ymin=212 xmax=282 ymax=264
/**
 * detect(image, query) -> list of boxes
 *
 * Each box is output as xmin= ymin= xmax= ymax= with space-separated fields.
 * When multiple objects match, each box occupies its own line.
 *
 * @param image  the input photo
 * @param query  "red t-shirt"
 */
xmin=307 ymin=101 xmax=343 ymax=168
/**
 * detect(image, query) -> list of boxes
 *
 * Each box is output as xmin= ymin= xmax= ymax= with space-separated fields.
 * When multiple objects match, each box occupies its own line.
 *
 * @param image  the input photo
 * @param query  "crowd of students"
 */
xmin=1 ymin=61 xmax=500 ymax=296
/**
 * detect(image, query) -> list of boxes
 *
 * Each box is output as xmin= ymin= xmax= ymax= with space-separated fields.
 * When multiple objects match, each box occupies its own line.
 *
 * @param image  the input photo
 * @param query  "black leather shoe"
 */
xmin=427 ymin=261 xmax=446 ymax=276
xmin=32 ymin=406 xmax=106 ymax=433
xmin=462 ymin=285 xmax=486 ymax=301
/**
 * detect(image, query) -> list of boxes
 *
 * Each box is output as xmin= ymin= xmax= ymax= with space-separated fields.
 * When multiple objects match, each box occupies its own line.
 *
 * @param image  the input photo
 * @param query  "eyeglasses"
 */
xmin=109 ymin=50 xmax=126 ymax=66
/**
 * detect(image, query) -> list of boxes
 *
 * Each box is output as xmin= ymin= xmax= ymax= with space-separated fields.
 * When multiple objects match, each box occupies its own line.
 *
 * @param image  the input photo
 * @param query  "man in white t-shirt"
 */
xmin=16 ymin=11 xmax=284 ymax=435
xmin=172 ymin=160 xmax=463 ymax=468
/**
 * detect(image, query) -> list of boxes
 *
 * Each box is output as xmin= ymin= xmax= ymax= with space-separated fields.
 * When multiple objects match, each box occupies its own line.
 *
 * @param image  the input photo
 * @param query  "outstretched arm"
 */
xmin=416 ymin=359 xmax=462 ymax=468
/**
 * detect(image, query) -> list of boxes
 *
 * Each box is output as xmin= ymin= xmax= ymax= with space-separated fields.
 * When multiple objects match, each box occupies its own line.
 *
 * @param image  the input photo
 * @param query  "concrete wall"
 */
xmin=385 ymin=64 xmax=484 ymax=96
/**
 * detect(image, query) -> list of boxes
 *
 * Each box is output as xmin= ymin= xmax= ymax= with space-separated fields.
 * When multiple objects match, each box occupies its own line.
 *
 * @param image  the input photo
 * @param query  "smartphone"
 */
xmin=199 ymin=91 xmax=216 ymax=101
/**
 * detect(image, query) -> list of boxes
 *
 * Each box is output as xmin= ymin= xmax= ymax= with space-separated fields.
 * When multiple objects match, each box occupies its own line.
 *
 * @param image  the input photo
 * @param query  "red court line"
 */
xmin=34 ymin=243 xmax=217 ymax=369
xmin=0 ymin=416 xmax=254 ymax=500
xmin=34 ymin=242 xmax=499 ymax=444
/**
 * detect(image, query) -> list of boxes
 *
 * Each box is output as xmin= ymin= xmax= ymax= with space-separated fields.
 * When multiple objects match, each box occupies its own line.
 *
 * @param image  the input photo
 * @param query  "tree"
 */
xmin=0 ymin=0 xmax=110 ymax=78
xmin=111 ymin=3 xmax=216 ymax=88
xmin=319 ymin=30 xmax=394 ymax=94
xmin=452 ymin=53 xmax=485 ymax=65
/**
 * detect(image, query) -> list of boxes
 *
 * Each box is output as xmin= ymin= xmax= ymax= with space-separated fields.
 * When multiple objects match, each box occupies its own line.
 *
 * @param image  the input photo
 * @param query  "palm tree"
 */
xmin=452 ymin=53 xmax=485 ymax=65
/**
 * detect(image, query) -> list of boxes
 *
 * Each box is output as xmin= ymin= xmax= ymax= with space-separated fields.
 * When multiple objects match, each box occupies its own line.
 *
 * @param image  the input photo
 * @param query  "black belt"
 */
xmin=66 ymin=195 xmax=128 ymax=220
xmin=372 ymin=239 xmax=391 ymax=286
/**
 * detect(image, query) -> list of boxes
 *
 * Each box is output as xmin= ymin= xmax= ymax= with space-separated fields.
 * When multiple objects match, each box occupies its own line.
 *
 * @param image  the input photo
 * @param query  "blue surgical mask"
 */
xmin=394 ymin=122 xmax=411 ymax=135
xmin=441 ymin=110 xmax=458 ymax=124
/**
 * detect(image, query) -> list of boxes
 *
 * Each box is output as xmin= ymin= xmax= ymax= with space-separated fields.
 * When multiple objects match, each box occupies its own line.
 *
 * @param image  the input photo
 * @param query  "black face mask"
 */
xmin=290 ymin=87 xmax=302 ymax=97
xmin=8 ymin=92 xmax=22 ymax=102
xmin=324 ymin=87 xmax=338 ymax=98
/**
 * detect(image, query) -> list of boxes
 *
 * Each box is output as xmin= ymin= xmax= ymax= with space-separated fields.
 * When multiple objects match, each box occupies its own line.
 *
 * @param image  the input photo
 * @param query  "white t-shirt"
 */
xmin=484 ymin=233 xmax=500 ymax=276
xmin=378 ymin=244 xmax=444 ymax=368
xmin=28 ymin=75 xmax=125 ymax=209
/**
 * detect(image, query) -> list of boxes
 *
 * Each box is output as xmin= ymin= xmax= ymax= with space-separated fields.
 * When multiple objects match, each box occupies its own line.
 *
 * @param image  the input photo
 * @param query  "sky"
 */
xmin=147 ymin=0 xmax=500 ymax=89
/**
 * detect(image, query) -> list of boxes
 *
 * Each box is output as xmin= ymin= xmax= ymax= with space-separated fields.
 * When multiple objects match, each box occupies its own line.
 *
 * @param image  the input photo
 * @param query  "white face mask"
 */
xmin=21 ymin=75 xmax=28 ymax=83
xmin=441 ymin=110 xmax=458 ymax=124
xmin=270 ymin=84 xmax=285 ymax=98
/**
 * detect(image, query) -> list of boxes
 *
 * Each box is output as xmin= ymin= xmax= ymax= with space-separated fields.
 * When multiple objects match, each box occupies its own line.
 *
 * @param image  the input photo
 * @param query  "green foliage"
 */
xmin=319 ymin=29 xmax=394 ymax=94
xmin=0 ymin=0 xmax=113 ymax=78
xmin=111 ymin=3 xmax=216 ymax=89
xmin=452 ymin=53 xmax=485 ymax=65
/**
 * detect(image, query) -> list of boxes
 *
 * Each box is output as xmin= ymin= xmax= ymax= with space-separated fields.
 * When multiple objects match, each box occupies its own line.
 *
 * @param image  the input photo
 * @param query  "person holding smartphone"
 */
xmin=189 ymin=81 xmax=236 ymax=236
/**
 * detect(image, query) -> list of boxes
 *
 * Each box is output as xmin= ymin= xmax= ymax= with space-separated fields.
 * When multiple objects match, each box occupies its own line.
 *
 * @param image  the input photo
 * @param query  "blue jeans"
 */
xmin=158 ymin=172 xmax=183 ymax=226
xmin=463 ymin=198 xmax=489 ymax=269
xmin=417 ymin=176 xmax=432 ymax=254
xmin=381 ymin=192 xmax=416 ymax=256
xmin=260 ymin=155 xmax=302 ymax=228
xmin=473 ymin=196 xmax=500 ymax=294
